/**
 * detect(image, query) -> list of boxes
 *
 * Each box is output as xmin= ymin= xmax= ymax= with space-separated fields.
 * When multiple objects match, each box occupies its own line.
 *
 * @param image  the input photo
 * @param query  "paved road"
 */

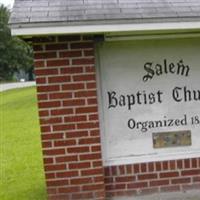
xmin=0 ymin=81 xmax=36 ymax=92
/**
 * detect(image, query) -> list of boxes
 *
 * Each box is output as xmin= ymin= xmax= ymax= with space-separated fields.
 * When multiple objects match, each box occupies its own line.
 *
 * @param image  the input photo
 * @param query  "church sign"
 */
xmin=97 ymin=38 xmax=200 ymax=166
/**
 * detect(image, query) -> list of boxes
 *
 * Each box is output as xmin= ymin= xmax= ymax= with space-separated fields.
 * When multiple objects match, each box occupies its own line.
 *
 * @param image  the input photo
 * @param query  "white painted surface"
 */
xmin=97 ymin=38 xmax=200 ymax=166
xmin=0 ymin=81 xmax=36 ymax=92
xmin=11 ymin=21 xmax=200 ymax=37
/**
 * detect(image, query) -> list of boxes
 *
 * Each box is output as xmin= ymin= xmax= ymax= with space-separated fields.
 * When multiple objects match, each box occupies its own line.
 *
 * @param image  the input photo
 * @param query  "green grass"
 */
xmin=0 ymin=87 xmax=47 ymax=200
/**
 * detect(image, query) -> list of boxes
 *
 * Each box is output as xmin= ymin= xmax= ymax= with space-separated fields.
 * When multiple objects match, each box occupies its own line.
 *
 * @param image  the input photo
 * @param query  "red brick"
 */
xmin=148 ymin=162 xmax=154 ymax=172
xmin=181 ymin=169 xmax=200 ymax=176
xmin=67 ymin=146 xmax=90 ymax=153
xmin=42 ymin=141 xmax=52 ymax=148
xmin=134 ymin=164 xmax=140 ymax=173
xmin=40 ymin=117 xmax=62 ymax=125
xmin=41 ymin=126 xmax=51 ymax=133
xmin=193 ymin=176 xmax=200 ymax=182
xmin=63 ymin=99 xmax=85 ymax=107
xmin=70 ymin=178 xmax=92 ymax=185
xmin=141 ymin=163 xmax=147 ymax=173
xmin=87 ymin=82 xmax=96 ymax=89
xmin=87 ymin=98 xmax=97 ymax=105
xmin=44 ymin=158 xmax=54 ymax=164
xmin=36 ymin=77 xmax=46 ymax=84
xmin=150 ymin=179 xmax=169 ymax=187
xmin=184 ymin=159 xmax=190 ymax=169
xmin=37 ymin=94 xmax=48 ymax=100
xmin=49 ymin=92 xmax=72 ymax=100
xmin=84 ymin=49 xmax=94 ymax=56
xmin=53 ymin=124 xmax=75 ymax=131
xmin=54 ymin=139 xmax=76 ymax=147
xmin=34 ymin=60 xmax=45 ymax=68
xmin=82 ymin=184 xmax=104 ymax=191
xmin=66 ymin=131 xmax=88 ymax=138
xmin=37 ymin=85 xmax=60 ymax=92
xmin=163 ymin=161 xmax=169 ymax=170
xmin=160 ymin=171 xmax=179 ymax=178
xmin=46 ymin=43 xmax=68 ymax=51
xmin=47 ymin=59 xmax=69 ymax=67
xmin=45 ymin=164 xmax=66 ymax=171
xmin=76 ymin=106 xmax=97 ymax=114
xmin=169 ymin=160 xmax=176 ymax=170
xmin=177 ymin=160 xmax=183 ymax=169
xmin=60 ymin=67 xmax=83 ymax=74
xmin=56 ymin=155 xmax=78 ymax=163
xmin=35 ymin=68 xmax=58 ymax=76
xmin=79 ymin=153 xmax=101 ymax=161
xmin=42 ymin=133 xmax=63 ymax=140
xmin=45 ymin=173 xmax=55 ymax=179
xmin=90 ymin=129 xmax=100 ymax=136
xmin=39 ymin=110 xmax=49 ymax=117
xmin=58 ymin=186 xmax=80 ymax=193
xmin=56 ymin=171 xmax=79 ymax=178
xmin=43 ymin=148 xmax=65 ymax=156
xmin=48 ymin=76 xmax=71 ymax=83
xmin=62 ymin=83 xmax=84 ymax=91
xmin=39 ymin=101 xmax=61 ymax=108
xmin=73 ymin=74 xmax=95 ymax=82
xmin=81 ymin=168 xmax=104 ymax=176
xmin=34 ymin=52 xmax=57 ymax=59
xmin=59 ymin=50 xmax=82 ymax=58
xmin=79 ymin=137 xmax=100 ymax=145
xmin=75 ymin=90 xmax=97 ymax=98
xmin=192 ymin=158 xmax=197 ymax=168
xmin=77 ymin=122 xmax=99 ymax=130
xmin=127 ymin=182 xmax=148 ymax=189
xmin=71 ymin=42 xmax=93 ymax=49
xmin=155 ymin=162 xmax=162 ymax=171
xmin=51 ymin=108 xmax=73 ymax=116
xmin=47 ymin=179 xmax=69 ymax=187
xmin=138 ymin=173 xmax=157 ymax=180
xmin=91 ymin=145 xmax=101 ymax=152
xmin=64 ymin=115 xmax=87 ymax=123
xmin=69 ymin=162 xmax=91 ymax=169
xmin=89 ymin=114 xmax=99 ymax=121
xmin=93 ymin=160 xmax=103 ymax=167
xmin=171 ymin=177 xmax=191 ymax=184
xmin=115 ymin=176 xmax=135 ymax=182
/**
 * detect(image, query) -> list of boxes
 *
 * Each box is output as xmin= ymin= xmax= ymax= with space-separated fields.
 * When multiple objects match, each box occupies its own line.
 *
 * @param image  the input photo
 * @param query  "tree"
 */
xmin=0 ymin=5 xmax=34 ymax=81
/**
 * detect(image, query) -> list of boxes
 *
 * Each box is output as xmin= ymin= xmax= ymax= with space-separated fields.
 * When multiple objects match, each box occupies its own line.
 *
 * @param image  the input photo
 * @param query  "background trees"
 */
xmin=0 ymin=5 xmax=34 ymax=81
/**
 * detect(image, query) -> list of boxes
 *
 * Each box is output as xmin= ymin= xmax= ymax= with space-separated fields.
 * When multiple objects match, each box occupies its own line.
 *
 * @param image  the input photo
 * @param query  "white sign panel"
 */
xmin=97 ymin=38 xmax=200 ymax=166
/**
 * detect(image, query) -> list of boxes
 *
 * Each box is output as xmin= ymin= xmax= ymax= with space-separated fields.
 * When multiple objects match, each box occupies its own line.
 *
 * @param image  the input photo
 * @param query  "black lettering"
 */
xmin=172 ymin=87 xmax=182 ymax=102
xmin=143 ymin=62 xmax=154 ymax=82
xmin=108 ymin=91 xmax=118 ymax=109
xmin=177 ymin=59 xmax=190 ymax=76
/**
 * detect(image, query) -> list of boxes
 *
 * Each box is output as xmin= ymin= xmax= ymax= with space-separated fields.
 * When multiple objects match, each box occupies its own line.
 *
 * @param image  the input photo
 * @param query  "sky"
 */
xmin=0 ymin=0 xmax=14 ymax=8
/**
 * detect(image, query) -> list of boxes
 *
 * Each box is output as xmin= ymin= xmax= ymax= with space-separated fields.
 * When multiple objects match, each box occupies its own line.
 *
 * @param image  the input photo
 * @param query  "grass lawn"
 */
xmin=0 ymin=87 xmax=47 ymax=200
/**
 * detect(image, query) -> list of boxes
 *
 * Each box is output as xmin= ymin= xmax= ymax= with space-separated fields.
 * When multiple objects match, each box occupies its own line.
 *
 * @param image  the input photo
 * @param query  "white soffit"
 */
xmin=11 ymin=21 xmax=200 ymax=37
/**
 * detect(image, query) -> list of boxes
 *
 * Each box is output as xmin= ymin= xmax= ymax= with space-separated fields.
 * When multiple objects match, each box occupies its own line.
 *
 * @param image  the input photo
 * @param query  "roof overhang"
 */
xmin=11 ymin=21 xmax=200 ymax=38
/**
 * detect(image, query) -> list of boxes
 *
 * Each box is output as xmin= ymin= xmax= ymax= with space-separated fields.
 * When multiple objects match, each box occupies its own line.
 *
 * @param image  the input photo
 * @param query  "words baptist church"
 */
xmin=10 ymin=0 xmax=200 ymax=199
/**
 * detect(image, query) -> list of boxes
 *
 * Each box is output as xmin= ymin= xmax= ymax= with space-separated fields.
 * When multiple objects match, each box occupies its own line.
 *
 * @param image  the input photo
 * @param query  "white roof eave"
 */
xmin=11 ymin=21 xmax=200 ymax=37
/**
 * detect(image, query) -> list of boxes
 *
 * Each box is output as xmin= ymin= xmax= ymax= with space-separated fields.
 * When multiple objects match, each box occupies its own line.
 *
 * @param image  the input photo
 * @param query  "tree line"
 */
xmin=0 ymin=5 xmax=34 ymax=81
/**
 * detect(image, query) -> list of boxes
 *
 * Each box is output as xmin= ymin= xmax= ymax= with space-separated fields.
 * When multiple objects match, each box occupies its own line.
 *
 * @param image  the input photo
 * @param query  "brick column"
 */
xmin=33 ymin=35 xmax=105 ymax=200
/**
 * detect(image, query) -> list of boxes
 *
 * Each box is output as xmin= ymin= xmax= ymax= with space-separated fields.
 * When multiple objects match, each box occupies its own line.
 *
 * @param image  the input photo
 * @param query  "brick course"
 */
xmin=33 ymin=35 xmax=200 ymax=200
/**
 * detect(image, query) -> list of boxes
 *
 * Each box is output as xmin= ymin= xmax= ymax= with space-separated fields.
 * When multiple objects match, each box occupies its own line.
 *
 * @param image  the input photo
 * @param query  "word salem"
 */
xmin=143 ymin=59 xmax=190 ymax=82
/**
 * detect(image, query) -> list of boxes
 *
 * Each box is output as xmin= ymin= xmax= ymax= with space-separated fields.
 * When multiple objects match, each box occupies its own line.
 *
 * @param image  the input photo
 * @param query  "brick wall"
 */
xmin=104 ymin=158 xmax=200 ymax=199
xmin=32 ymin=35 xmax=200 ymax=200
xmin=33 ymin=35 xmax=105 ymax=200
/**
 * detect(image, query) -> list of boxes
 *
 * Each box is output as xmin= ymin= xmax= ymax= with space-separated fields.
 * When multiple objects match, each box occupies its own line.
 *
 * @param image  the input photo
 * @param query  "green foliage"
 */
xmin=0 ymin=87 xmax=47 ymax=200
xmin=0 ymin=5 xmax=34 ymax=81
